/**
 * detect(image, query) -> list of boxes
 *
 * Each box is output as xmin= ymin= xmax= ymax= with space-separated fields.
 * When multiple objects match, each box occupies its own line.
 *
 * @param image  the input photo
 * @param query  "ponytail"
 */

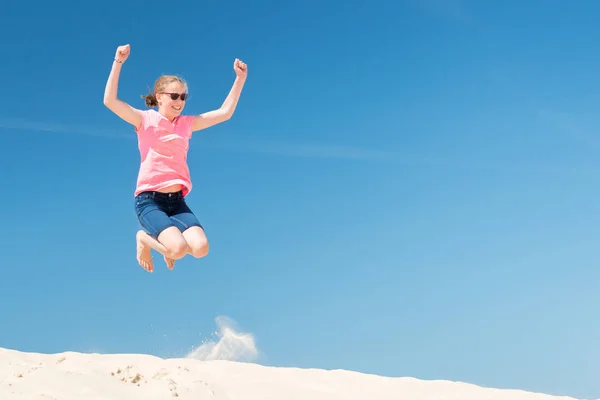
xmin=141 ymin=93 xmax=158 ymax=107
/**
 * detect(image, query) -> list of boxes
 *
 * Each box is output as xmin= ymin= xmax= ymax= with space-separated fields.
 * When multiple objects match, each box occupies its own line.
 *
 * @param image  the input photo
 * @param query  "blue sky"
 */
xmin=2 ymin=0 xmax=600 ymax=398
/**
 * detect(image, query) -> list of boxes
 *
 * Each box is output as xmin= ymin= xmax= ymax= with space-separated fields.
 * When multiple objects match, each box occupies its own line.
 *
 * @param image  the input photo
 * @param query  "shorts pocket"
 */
xmin=134 ymin=194 xmax=153 ymax=216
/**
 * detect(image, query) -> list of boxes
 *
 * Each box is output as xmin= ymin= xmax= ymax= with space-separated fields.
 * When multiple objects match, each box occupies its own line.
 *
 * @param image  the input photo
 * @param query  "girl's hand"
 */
xmin=115 ymin=44 xmax=130 ymax=63
xmin=234 ymin=58 xmax=247 ymax=78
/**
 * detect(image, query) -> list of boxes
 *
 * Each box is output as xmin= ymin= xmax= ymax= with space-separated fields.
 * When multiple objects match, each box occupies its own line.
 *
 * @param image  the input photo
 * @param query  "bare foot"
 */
xmin=164 ymin=256 xmax=175 ymax=270
xmin=136 ymin=231 xmax=154 ymax=272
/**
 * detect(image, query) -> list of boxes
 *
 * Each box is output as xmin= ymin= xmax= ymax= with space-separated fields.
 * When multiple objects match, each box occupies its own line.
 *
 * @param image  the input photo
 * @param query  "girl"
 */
xmin=103 ymin=44 xmax=248 ymax=273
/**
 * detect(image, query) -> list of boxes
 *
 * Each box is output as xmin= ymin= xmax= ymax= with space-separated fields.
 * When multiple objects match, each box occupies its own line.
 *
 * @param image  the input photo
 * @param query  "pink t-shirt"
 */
xmin=134 ymin=109 xmax=195 ymax=197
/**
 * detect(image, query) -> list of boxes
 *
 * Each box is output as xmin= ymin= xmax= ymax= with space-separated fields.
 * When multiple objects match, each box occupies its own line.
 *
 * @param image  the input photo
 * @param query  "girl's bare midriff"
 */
xmin=157 ymin=184 xmax=183 ymax=193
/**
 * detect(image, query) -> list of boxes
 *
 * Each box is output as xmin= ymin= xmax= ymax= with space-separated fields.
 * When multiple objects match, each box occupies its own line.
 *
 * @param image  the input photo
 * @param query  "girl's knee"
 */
xmin=158 ymin=228 xmax=188 ymax=259
xmin=183 ymin=226 xmax=209 ymax=258
xmin=191 ymin=241 xmax=209 ymax=258
xmin=169 ymin=240 xmax=188 ymax=259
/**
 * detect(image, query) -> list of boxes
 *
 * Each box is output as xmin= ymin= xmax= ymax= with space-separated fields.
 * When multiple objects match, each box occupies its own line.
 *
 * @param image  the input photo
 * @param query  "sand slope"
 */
xmin=0 ymin=347 xmax=580 ymax=400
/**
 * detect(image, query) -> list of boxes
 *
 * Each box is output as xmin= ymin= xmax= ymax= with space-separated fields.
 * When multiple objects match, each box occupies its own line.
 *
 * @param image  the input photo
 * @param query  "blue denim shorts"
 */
xmin=134 ymin=191 xmax=203 ymax=239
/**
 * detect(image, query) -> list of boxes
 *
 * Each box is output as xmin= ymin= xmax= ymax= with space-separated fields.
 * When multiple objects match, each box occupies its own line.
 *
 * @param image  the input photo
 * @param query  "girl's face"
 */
xmin=157 ymin=81 xmax=188 ymax=120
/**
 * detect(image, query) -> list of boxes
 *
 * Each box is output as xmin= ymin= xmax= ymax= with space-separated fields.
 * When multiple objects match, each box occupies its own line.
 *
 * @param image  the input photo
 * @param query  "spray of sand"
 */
xmin=186 ymin=316 xmax=259 ymax=362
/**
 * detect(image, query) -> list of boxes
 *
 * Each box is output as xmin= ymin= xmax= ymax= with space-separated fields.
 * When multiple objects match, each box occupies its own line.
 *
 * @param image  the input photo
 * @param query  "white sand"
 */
xmin=0 ymin=346 xmax=580 ymax=400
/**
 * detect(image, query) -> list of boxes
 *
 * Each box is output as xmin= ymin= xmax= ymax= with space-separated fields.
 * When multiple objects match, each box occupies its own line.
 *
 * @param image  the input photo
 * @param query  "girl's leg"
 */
xmin=183 ymin=226 xmax=209 ymax=258
xmin=139 ymin=224 xmax=206 ymax=272
xmin=134 ymin=193 xmax=189 ymax=272
xmin=170 ymin=199 xmax=209 ymax=259
xmin=136 ymin=227 xmax=188 ymax=271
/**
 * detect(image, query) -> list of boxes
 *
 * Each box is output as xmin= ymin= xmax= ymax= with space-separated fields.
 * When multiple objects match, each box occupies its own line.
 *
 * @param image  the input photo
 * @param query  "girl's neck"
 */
xmin=157 ymin=108 xmax=177 ymax=122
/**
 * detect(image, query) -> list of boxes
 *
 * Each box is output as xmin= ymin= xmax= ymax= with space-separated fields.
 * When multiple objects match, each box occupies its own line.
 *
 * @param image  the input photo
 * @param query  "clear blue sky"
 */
xmin=1 ymin=0 xmax=600 ymax=398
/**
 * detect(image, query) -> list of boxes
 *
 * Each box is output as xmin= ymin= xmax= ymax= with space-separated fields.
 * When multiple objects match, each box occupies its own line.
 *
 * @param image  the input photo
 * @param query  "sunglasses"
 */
xmin=159 ymin=92 xmax=188 ymax=101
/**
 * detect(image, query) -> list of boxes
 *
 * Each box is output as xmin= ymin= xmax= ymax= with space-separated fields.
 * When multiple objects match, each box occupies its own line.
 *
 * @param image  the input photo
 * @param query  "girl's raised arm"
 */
xmin=103 ymin=44 xmax=143 ymax=130
xmin=191 ymin=58 xmax=248 ymax=132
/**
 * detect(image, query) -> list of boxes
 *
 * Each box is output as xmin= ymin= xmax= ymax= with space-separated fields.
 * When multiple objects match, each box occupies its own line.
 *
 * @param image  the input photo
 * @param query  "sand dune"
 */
xmin=0 ymin=346 xmax=580 ymax=400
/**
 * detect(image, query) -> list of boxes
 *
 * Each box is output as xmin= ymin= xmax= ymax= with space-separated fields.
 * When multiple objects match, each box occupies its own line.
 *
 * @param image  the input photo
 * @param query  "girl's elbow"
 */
xmin=103 ymin=96 xmax=116 ymax=108
xmin=222 ymin=108 xmax=234 ymax=120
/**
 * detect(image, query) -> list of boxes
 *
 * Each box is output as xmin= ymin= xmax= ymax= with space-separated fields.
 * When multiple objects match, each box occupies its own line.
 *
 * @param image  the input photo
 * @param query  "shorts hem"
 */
xmin=139 ymin=212 xmax=175 ymax=239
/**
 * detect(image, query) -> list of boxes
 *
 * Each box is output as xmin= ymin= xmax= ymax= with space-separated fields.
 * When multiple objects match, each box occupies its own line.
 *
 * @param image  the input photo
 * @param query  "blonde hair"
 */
xmin=141 ymin=75 xmax=187 ymax=107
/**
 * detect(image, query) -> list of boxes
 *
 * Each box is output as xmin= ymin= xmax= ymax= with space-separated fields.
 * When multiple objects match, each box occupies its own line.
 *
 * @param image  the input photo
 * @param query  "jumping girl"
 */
xmin=103 ymin=44 xmax=247 ymax=273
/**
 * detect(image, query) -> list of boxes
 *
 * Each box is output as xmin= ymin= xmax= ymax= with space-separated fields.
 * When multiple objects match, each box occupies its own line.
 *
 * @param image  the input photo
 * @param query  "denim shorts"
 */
xmin=134 ymin=191 xmax=203 ymax=239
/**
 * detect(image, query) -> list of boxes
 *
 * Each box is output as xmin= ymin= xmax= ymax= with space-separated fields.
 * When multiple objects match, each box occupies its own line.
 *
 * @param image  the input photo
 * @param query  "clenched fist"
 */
xmin=115 ymin=44 xmax=130 ymax=63
xmin=234 ymin=58 xmax=247 ymax=78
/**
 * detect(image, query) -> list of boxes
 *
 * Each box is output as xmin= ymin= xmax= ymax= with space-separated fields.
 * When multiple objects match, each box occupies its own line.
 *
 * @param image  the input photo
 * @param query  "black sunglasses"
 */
xmin=159 ymin=92 xmax=188 ymax=101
